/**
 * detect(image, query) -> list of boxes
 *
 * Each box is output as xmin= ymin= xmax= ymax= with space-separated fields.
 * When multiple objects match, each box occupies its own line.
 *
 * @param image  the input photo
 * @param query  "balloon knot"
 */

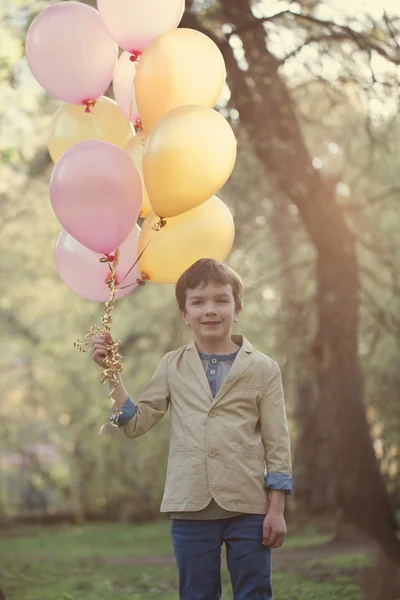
xmin=130 ymin=51 xmax=142 ymax=63
xmin=100 ymin=254 xmax=115 ymax=263
xmin=84 ymin=99 xmax=96 ymax=113
xmin=137 ymin=273 xmax=149 ymax=286
xmin=151 ymin=218 xmax=167 ymax=232
xmin=106 ymin=273 xmax=120 ymax=287
xmin=134 ymin=118 xmax=143 ymax=133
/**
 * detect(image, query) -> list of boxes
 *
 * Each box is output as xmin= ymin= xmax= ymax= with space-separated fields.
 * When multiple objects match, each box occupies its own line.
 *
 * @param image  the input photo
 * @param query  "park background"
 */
xmin=1 ymin=0 xmax=400 ymax=598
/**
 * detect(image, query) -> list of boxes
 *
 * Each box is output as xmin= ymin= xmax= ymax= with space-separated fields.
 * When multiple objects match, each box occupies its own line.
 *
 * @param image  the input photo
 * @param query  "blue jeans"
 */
xmin=171 ymin=514 xmax=272 ymax=600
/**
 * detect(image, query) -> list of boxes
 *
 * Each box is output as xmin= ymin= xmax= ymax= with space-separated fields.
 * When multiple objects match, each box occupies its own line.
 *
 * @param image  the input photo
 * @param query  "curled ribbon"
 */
xmin=75 ymin=249 xmax=122 ymax=393
xmin=74 ymin=244 xmax=150 ymax=433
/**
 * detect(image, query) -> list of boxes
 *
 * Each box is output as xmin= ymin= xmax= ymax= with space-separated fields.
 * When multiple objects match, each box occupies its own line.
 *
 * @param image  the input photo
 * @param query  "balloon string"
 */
xmin=129 ymin=51 xmax=141 ymax=126
xmin=83 ymin=100 xmax=103 ymax=140
xmin=74 ymin=243 xmax=149 ymax=434
xmin=90 ymin=112 xmax=103 ymax=141
xmin=118 ymin=242 xmax=150 ymax=286
xmin=74 ymin=249 xmax=122 ymax=403
xmin=128 ymin=76 xmax=135 ymax=123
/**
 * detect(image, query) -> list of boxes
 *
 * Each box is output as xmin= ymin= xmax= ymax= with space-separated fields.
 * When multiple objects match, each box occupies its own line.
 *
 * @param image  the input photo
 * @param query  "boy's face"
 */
xmin=182 ymin=283 xmax=240 ymax=343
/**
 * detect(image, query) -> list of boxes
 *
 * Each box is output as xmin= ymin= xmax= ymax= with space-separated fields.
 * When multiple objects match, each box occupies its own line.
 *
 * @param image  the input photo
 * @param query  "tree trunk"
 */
xmin=294 ymin=376 xmax=338 ymax=513
xmin=360 ymin=551 xmax=400 ymax=600
xmin=182 ymin=0 xmax=400 ymax=563
xmin=271 ymin=197 xmax=337 ymax=513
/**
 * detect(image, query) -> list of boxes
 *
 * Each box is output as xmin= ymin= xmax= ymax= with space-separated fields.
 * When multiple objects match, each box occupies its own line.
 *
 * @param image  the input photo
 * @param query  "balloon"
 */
xmin=125 ymin=132 xmax=152 ymax=219
xmin=25 ymin=2 xmax=118 ymax=105
xmin=135 ymin=28 xmax=226 ymax=132
xmin=49 ymin=140 xmax=142 ymax=255
xmin=143 ymin=105 xmax=237 ymax=218
xmin=112 ymin=52 xmax=140 ymax=124
xmin=48 ymin=96 xmax=134 ymax=163
xmin=97 ymin=0 xmax=184 ymax=53
xmin=55 ymin=225 xmax=141 ymax=302
xmin=138 ymin=196 xmax=235 ymax=284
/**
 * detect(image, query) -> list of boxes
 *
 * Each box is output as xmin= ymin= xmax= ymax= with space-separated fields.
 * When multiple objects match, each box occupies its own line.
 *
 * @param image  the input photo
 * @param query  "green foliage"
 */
xmin=0 ymin=0 xmax=399 ymax=523
xmin=0 ymin=523 xmax=369 ymax=600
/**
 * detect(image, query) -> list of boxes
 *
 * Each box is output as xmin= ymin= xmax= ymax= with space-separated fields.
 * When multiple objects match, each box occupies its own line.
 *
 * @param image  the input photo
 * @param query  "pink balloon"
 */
xmin=113 ymin=52 xmax=140 ymax=124
xmin=97 ymin=0 xmax=185 ymax=53
xmin=25 ymin=2 xmax=118 ymax=105
xmin=49 ymin=140 xmax=142 ymax=255
xmin=55 ymin=225 xmax=141 ymax=302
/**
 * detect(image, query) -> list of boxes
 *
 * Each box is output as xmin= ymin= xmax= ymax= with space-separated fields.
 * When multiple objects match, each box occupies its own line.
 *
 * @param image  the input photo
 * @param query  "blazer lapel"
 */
xmin=211 ymin=336 xmax=254 ymax=407
xmin=185 ymin=340 xmax=213 ymax=402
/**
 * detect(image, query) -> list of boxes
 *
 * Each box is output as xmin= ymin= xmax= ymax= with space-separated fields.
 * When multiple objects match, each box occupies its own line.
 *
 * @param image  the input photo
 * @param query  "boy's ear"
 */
xmin=181 ymin=310 xmax=189 ymax=325
xmin=233 ymin=308 xmax=242 ymax=323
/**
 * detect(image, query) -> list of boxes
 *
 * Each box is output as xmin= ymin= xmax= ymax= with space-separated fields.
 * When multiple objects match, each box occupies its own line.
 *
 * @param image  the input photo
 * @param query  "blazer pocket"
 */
xmin=236 ymin=453 xmax=265 ymax=460
xmin=230 ymin=423 xmax=265 ymax=457
xmin=234 ymin=384 xmax=262 ymax=391
xmin=169 ymin=447 xmax=192 ymax=457
xmin=168 ymin=436 xmax=192 ymax=457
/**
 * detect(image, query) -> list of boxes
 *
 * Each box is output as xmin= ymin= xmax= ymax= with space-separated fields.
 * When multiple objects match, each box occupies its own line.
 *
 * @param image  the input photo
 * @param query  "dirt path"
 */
xmin=100 ymin=539 xmax=377 ymax=569
xmin=1 ymin=540 xmax=377 ymax=570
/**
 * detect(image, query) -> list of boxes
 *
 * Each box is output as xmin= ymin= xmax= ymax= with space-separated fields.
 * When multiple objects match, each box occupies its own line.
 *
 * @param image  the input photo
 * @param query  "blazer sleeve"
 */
xmin=122 ymin=353 xmax=171 ymax=439
xmin=259 ymin=361 xmax=292 ymax=494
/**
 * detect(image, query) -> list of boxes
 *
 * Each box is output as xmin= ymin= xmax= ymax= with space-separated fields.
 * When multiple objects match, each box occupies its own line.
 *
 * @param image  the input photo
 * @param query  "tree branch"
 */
xmin=0 ymin=308 xmax=41 ymax=345
xmin=355 ymin=232 xmax=400 ymax=271
xmin=344 ymin=185 xmax=400 ymax=212
xmin=288 ymin=12 xmax=400 ymax=63
xmin=224 ymin=9 xmax=400 ymax=65
xmin=280 ymin=32 xmax=351 ymax=63
xmin=360 ymin=264 xmax=398 ymax=295
xmin=361 ymin=284 xmax=400 ymax=341
xmin=120 ymin=332 xmax=158 ymax=356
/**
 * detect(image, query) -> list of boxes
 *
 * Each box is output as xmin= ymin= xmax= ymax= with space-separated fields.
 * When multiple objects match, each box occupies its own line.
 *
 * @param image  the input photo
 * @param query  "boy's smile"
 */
xmin=182 ymin=283 xmax=241 ymax=353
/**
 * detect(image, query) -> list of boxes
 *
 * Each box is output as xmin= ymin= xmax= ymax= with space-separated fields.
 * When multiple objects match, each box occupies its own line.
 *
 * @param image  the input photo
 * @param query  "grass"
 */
xmin=0 ymin=521 xmax=372 ymax=600
xmin=1 ymin=521 xmax=174 ymax=558
xmin=305 ymin=553 xmax=374 ymax=571
xmin=0 ymin=521 xmax=331 ymax=557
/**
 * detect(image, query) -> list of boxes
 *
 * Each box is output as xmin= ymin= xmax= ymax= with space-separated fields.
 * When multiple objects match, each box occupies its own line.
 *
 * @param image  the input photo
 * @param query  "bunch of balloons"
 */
xmin=26 ymin=0 xmax=237 ymax=302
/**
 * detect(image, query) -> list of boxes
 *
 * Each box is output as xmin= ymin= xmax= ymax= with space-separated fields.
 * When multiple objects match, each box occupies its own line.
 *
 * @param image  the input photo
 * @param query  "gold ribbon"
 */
xmin=75 ymin=250 xmax=123 ymax=430
xmin=75 ymin=244 xmax=150 ymax=433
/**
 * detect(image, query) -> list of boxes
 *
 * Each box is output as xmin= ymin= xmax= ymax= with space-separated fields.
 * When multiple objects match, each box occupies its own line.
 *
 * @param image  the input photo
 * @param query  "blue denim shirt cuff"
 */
xmin=109 ymin=397 xmax=137 ymax=427
xmin=265 ymin=472 xmax=292 ymax=495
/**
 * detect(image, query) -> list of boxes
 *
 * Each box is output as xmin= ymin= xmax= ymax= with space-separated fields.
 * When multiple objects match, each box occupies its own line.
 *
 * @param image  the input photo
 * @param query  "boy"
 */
xmin=91 ymin=258 xmax=292 ymax=600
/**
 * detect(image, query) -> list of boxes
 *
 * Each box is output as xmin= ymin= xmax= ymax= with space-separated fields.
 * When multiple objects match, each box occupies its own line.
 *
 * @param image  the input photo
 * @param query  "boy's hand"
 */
xmin=262 ymin=510 xmax=287 ymax=548
xmin=91 ymin=332 xmax=113 ymax=368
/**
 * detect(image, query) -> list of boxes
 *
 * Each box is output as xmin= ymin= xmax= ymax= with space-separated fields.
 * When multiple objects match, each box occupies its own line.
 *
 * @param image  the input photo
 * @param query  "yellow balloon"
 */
xmin=138 ymin=196 xmax=235 ymax=284
xmin=48 ymin=96 xmax=134 ymax=162
xmin=125 ymin=131 xmax=152 ymax=218
xmin=135 ymin=28 xmax=226 ymax=132
xmin=143 ymin=105 xmax=237 ymax=219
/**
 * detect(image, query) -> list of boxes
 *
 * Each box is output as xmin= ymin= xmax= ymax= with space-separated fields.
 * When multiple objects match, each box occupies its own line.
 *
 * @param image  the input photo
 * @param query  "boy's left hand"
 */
xmin=262 ymin=510 xmax=287 ymax=548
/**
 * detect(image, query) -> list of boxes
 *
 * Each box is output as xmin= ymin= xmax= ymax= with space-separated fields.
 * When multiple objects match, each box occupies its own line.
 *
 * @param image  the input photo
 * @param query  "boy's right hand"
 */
xmin=91 ymin=332 xmax=114 ymax=368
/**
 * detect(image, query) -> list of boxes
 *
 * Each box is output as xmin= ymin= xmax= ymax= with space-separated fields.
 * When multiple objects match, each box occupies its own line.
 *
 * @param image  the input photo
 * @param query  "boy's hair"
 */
xmin=175 ymin=259 xmax=243 ymax=312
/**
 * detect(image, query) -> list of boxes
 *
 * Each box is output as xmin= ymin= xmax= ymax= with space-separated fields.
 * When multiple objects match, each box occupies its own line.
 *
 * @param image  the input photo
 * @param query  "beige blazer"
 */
xmin=123 ymin=335 xmax=292 ymax=514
